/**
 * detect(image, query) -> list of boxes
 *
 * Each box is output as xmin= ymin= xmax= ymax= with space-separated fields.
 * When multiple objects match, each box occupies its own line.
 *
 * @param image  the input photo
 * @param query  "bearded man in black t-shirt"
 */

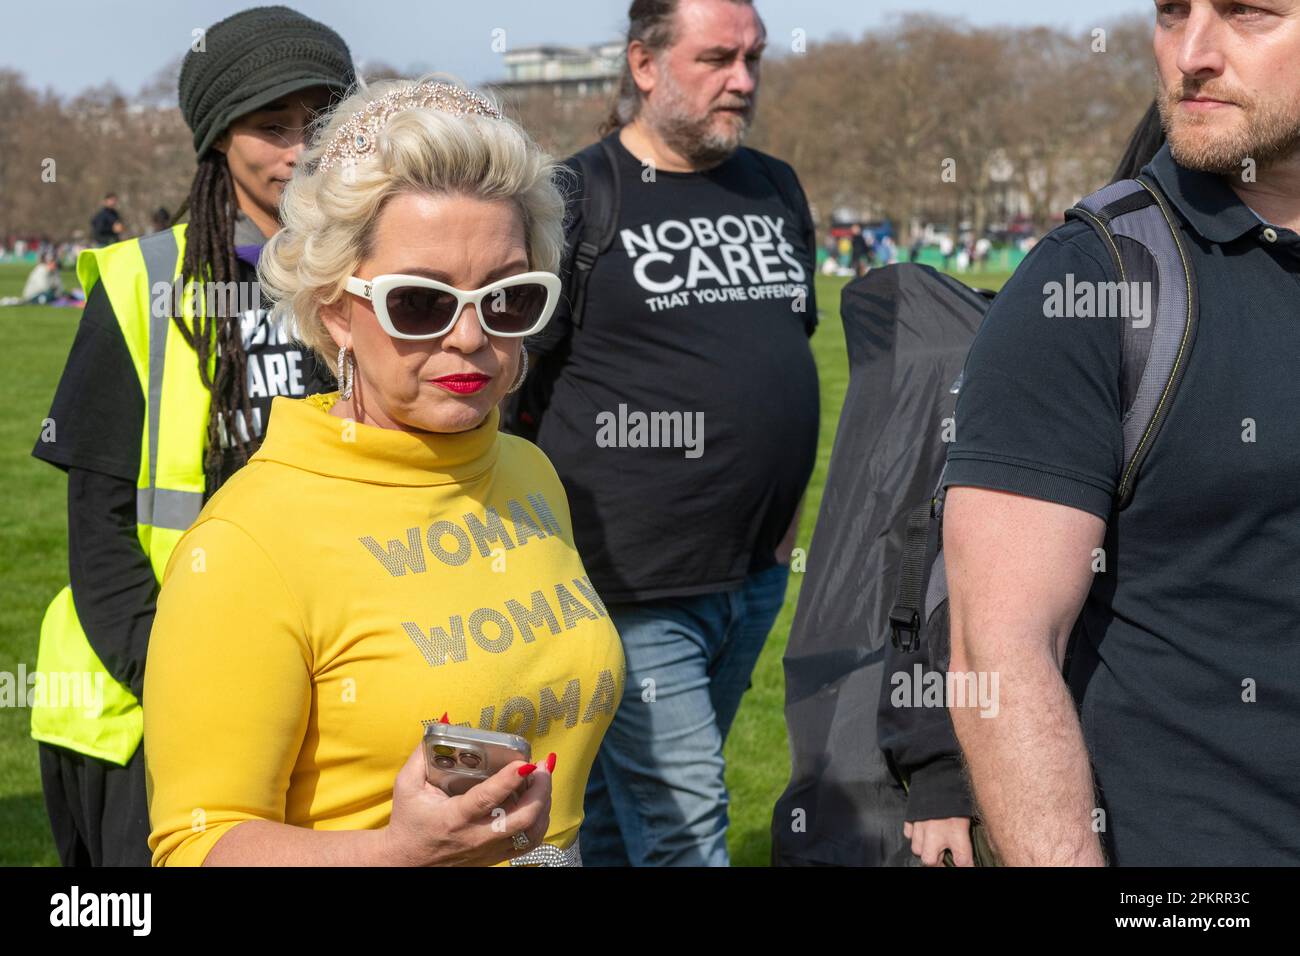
xmin=520 ymin=0 xmax=819 ymax=866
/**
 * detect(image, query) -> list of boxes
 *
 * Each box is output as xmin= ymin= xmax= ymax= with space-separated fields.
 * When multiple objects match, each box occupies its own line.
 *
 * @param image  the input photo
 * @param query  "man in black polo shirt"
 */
xmin=944 ymin=0 xmax=1300 ymax=865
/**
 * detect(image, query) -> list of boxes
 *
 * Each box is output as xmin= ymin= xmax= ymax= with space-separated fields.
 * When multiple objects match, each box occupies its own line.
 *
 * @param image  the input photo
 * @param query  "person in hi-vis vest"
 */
xmin=29 ymin=5 xmax=355 ymax=866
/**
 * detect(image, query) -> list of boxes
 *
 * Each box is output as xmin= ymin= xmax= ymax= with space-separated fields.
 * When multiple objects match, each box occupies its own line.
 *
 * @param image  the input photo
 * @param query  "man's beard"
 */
xmin=643 ymin=67 xmax=754 ymax=169
xmin=1156 ymin=72 xmax=1300 ymax=176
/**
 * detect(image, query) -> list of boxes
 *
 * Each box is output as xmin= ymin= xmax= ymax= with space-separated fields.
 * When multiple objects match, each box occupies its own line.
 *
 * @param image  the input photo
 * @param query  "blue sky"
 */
xmin=2 ymin=0 xmax=1154 ymax=97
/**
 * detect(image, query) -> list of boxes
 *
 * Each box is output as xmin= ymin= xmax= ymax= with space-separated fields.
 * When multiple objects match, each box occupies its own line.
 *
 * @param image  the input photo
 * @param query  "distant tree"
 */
xmin=0 ymin=14 xmax=1156 ymax=248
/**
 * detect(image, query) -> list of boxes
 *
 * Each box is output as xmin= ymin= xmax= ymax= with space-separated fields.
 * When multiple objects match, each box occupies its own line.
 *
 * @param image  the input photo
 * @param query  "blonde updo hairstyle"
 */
xmin=259 ymin=74 xmax=567 ymax=375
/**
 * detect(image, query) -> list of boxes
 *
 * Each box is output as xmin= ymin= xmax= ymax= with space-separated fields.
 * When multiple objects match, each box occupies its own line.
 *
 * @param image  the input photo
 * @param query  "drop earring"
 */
xmin=507 ymin=349 xmax=529 ymax=394
xmin=337 ymin=344 xmax=354 ymax=400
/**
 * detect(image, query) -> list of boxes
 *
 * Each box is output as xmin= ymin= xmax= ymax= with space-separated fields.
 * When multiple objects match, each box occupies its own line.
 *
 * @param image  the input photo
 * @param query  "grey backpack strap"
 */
xmin=1067 ymin=175 xmax=1198 ymax=508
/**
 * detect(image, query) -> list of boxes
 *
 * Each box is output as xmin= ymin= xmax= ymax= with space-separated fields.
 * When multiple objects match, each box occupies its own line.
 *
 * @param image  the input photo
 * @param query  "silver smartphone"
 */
xmin=423 ymin=724 xmax=532 ymax=796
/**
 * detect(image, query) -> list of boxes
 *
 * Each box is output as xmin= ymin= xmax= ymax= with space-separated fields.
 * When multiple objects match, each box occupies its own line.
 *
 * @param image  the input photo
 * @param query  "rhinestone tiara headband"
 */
xmin=312 ymin=81 xmax=502 ymax=174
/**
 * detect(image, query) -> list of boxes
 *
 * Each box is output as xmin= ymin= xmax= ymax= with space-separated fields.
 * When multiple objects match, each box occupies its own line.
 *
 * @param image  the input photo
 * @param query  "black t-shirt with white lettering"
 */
xmin=528 ymin=134 xmax=820 ymax=603
xmin=221 ymin=297 xmax=321 ymax=481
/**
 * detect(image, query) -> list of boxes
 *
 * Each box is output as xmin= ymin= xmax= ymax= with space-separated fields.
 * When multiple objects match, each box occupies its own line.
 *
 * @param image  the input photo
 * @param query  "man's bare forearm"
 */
xmin=949 ymin=632 xmax=1104 ymax=866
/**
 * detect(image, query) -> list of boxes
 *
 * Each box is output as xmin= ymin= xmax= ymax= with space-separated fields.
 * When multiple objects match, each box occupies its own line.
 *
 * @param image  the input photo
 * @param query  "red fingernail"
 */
xmin=545 ymin=752 xmax=557 ymax=773
xmin=439 ymin=712 xmax=450 ymax=724
xmin=518 ymin=763 xmax=537 ymax=777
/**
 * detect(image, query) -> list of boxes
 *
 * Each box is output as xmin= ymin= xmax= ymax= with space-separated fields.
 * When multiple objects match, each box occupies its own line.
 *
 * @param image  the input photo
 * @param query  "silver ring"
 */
xmin=511 ymin=832 xmax=531 ymax=851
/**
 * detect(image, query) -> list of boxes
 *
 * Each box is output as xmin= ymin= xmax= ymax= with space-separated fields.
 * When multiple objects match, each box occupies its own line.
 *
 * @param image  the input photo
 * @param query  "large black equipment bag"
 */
xmin=769 ymin=263 xmax=989 ymax=866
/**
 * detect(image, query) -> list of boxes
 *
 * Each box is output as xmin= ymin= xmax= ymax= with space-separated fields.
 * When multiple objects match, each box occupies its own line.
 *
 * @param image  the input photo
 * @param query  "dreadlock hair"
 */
xmin=170 ymin=151 xmax=258 ymax=494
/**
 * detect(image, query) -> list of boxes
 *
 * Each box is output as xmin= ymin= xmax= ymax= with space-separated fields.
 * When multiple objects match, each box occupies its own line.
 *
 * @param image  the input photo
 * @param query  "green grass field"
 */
xmin=0 ymin=261 xmax=1011 ymax=866
xmin=1 ymin=264 xmax=81 ymax=866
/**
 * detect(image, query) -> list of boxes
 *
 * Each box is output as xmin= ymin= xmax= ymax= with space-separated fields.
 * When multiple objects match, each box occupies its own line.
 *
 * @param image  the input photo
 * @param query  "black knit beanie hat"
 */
xmin=179 ymin=5 xmax=356 ymax=158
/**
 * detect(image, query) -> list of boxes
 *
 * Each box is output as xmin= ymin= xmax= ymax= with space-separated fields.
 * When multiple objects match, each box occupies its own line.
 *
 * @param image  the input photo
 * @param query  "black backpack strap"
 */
xmin=748 ymin=148 xmax=814 ymax=241
xmin=1066 ymin=175 xmax=1199 ymax=508
xmin=504 ymin=138 xmax=620 ymax=439
xmin=565 ymin=135 xmax=622 ymax=328
xmin=890 ymin=501 xmax=935 ymax=652
xmin=889 ymin=462 xmax=953 ymax=657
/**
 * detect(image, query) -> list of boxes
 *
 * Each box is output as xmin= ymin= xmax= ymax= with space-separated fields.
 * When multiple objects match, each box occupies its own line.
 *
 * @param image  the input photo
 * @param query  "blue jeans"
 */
xmin=580 ymin=562 xmax=790 ymax=866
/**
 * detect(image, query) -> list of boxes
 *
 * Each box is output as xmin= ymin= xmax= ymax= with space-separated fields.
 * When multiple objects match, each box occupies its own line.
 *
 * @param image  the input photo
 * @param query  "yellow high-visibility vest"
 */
xmin=32 ymin=224 xmax=215 ymax=764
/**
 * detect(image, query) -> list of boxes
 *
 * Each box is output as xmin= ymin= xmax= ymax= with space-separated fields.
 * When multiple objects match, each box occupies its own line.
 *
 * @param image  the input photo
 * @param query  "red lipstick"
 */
xmin=430 ymin=373 xmax=490 ymax=395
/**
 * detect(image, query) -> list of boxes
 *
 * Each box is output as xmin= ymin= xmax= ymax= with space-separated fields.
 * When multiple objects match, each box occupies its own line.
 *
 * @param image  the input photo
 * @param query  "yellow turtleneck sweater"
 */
xmin=144 ymin=393 xmax=625 ymax=866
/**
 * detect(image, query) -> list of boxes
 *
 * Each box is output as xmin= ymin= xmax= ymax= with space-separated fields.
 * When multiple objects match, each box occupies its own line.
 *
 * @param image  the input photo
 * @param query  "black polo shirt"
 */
xmin=945 ymin=144 xmax=1300 ymax=865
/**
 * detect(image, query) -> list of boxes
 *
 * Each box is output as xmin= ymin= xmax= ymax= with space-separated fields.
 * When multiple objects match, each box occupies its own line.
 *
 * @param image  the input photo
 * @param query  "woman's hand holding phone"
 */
xmin=382 ymin=739 xmax=553 ymax=866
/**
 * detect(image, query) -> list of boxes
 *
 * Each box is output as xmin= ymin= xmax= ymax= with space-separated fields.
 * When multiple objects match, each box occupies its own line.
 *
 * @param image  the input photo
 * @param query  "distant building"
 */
xmin=491 ymin=42 xmax=623 ymax=98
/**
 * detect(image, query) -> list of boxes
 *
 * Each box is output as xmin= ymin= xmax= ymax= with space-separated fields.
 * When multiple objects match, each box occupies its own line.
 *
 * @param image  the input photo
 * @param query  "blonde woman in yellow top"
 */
xmin=144 ymin=77 xmax=625 ymax=867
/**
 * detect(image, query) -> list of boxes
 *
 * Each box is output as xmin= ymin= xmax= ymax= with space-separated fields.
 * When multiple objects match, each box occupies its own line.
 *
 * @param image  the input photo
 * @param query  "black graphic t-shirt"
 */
xmin=527 ymin=134 xmax=820 ymax=602
xmin=217 ymin=299 xmax=320 ymax=482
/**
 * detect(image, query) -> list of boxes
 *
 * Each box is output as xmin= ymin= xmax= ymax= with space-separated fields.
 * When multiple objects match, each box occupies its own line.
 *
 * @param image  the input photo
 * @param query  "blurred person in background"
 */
xmin=90 ymin=193 xmax=124 ymax=247
xmin=0 ymin=254 xmax=63 ymax=305
xmin=849 ymin=222 xmax=871 ymax=276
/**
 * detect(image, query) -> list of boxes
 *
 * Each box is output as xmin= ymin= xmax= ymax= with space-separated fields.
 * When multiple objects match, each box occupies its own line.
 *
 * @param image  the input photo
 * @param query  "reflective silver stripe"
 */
xmin=137 ymin=229 xmax=181 ymax=529
xmin=137 ymin=487 xmax=204 ymax=532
